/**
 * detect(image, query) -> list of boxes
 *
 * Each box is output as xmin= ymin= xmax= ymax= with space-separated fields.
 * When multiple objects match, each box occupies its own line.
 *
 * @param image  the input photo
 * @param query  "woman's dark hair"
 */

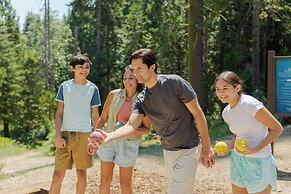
xmin=215 ymin=71 xmax=243 ymax=95
xmin=129 ymin=48 xmax=158 ymax=73
xmin=121 ymin=65 xmax=144 ymax=92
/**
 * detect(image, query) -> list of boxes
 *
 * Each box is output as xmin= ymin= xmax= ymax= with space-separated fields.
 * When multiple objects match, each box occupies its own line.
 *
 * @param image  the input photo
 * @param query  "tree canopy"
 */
xmin=0 ymin=0 xmax=290 ymax=145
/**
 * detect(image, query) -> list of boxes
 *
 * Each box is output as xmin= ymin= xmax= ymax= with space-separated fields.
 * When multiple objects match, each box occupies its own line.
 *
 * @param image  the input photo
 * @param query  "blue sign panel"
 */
xmin=275 ymin=58 xmax=291 ymax=114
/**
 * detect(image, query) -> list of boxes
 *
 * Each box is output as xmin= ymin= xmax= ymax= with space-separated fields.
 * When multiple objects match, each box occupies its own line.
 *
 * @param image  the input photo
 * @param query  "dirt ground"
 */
xmin=0 ymin=133 xmax=290 ymax=194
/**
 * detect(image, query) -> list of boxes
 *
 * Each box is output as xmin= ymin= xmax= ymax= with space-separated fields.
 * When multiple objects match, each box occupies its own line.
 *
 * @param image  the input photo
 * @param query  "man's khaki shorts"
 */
xmin=54 ymin=131 xmax=93 ymax=170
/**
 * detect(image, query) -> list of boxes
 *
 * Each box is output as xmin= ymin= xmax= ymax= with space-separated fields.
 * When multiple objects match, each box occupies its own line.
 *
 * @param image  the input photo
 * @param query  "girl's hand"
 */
xmin=214 ymin=140 xmax=234 ymax=157
xmin=238 ymin=146 xmax=259 ymax=155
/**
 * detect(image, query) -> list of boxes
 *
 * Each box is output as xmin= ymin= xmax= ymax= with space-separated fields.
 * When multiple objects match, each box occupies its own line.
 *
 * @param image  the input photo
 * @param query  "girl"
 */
xmin=214 ymin=71 xmax=283 ymax=194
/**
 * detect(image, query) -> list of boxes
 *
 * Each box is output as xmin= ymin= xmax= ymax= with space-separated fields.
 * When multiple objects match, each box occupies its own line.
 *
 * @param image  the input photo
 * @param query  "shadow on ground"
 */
xmin=29 ymin=188 xmax=49 ymax=194
xmin=277 ymin=169 xmax=291 ymax=181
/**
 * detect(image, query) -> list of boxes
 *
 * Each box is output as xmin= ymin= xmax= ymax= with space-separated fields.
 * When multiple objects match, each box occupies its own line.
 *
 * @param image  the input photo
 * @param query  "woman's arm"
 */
xmin=94 ymin=91 xmax=114 ymax=129
xmin=91 ymin=107 xmax=99 ymax=128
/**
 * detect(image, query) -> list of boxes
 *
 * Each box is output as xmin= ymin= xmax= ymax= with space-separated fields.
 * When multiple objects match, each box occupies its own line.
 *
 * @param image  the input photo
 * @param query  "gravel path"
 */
xmin=0 ymin=135 xmax=290 ymax=194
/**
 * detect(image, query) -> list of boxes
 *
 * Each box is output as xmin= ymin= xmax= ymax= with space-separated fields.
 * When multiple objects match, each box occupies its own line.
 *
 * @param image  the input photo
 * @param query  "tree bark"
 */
xmin=3 ymin=120 xmax=9 ymax=138
xmin=252 ymin=0 xmax=260 ymax=89
xmin=95 ymin=0 xmax=101 ymax=52
xmin=187 ymin=0 xmax=205 ymax=110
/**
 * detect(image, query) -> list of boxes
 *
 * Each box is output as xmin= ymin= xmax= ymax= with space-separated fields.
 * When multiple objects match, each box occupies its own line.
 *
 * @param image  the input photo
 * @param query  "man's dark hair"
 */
xmin=130 ymin=48 xmax=158 ymax=73
xmin=69 ymin=54 xmax=92 ymax=67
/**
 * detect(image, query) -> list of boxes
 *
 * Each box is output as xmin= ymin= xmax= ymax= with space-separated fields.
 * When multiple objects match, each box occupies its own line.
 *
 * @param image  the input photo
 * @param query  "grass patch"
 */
xmin=139 ymin=138 xmax=163 ymax=157
xmin=34 ymin=141 xmax=55 ymax=156
xmin=0 ymin=137 xmax=29 ymax=160
xmin=208 ymin=119 xmax=233 ymax=142
xmin=140 ymin=138 xmax=161 ymax=148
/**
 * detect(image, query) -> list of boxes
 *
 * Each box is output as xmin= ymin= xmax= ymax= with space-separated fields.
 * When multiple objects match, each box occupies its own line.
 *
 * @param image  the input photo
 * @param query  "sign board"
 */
xmin=275 ymin=58 xmax=291 ymax=114
xmin=267 ymin=51 xmax=291 ymax=116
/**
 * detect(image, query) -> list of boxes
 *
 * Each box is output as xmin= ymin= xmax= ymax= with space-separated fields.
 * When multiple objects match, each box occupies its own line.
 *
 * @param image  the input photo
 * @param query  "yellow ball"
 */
xmin=214 ymin=141 xmax=227 ymax=154
xmin=235 ymin=139 xmax=249 ymax=152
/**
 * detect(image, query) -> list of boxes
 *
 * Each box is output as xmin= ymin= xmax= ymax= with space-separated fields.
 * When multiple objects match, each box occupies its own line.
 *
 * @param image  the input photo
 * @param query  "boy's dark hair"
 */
xmin=121 ymin=65 xmax=144 ymax=92
xmin=69 ymin=54 xmax=92 ymax=67
xmin=130 ymin=48 xmax=158 ymax=73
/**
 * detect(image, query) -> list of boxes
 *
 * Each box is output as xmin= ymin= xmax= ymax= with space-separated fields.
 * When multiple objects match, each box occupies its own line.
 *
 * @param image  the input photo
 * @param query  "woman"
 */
xmin=94 ymin=66 xmax=150 ymax=194
xmin=214 ymin=71 xmax=283 ymax=194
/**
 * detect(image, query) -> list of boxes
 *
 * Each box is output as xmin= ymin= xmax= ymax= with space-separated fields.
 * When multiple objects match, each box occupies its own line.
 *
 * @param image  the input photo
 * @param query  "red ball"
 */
xmin=89 ymin=131 xmax=104 ymax=143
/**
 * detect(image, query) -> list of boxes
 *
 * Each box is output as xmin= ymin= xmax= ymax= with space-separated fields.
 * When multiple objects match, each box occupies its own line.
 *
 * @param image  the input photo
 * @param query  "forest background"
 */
xmin=0 ymin=0 xmax=290 ymax=149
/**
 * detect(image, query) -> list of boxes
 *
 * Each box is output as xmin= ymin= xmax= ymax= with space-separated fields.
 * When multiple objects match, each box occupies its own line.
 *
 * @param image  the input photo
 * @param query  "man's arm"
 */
xmin=106 ymin=112 xmax=145 ymax=143
xmin=55 ymin=102 xmax=65 ymax=148
xmin=134 ymin=115 xmax=151 ymax=135
xmin=185 ymin=97 xmax=215 ymax=167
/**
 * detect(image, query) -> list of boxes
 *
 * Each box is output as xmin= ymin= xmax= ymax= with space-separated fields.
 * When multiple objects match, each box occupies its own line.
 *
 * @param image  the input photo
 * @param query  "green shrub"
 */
xmin=40 ymin=127 xmax=56 ymax=156
xmin=0 ymin=137 xmax=13 ymax=149
xmin=208 ymin=119 xmax=232 ymax=141
xmin=0 ymin=137 xmax=28 ymax=159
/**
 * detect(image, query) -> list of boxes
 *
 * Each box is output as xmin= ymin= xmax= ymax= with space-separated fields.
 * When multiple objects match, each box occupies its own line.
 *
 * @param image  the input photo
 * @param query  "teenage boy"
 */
xmin=50 ymin=54 xmax=101 ymax=194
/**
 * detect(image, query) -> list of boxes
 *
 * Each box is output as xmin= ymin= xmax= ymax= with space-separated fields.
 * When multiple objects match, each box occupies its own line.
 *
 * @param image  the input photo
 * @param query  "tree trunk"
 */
xmin=44 ymin=0 xmax=53 ymax=88
xmin=95 ymin=0 xmax=102 ymax=87
xmin=176 ymin=37 xmax=183 ymax=76
xmin=187 ymin=0 xmax=205 ymax=110
xmin=73 ymin=26 xmax=80 ymax=51
xmin=261 ymin=17 xmax=267 ymax=88
xmin=218 ymin=14 xmax=226 ymax=72
xmin=3 ymin=120 xmax=9 ymax=138
xmin=251 ymin=0 xmax=260 ymax=89
xmin=95 ymin=0 xmax=101 ymax=52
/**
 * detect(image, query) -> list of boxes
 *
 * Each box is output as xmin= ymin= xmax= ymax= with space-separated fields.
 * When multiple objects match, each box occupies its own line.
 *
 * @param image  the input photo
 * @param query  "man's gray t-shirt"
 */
xmin=133 ymin=74 xmax=200 ymax=151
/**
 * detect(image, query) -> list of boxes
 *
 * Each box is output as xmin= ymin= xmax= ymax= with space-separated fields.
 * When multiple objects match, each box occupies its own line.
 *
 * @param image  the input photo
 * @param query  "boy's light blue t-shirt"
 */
xmin=56 ymin=80 xmax=101 ymax=132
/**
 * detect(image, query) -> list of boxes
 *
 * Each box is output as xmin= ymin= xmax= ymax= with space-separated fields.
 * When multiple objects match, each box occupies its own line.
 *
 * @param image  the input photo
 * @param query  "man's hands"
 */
xmin=200 ymin=145 xmax=215 ymax=168
xmin=87 ymin=129 xmax=108 ymax=156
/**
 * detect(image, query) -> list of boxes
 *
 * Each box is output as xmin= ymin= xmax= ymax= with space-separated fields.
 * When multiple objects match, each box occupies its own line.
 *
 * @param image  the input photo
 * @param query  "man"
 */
xmin=89 ymin=48 xmax=215 ymax=194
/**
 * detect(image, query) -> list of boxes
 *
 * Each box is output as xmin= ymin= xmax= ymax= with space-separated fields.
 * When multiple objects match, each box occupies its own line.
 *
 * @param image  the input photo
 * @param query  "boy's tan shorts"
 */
xmin=54 ymin=131 xmax=93 ymax=170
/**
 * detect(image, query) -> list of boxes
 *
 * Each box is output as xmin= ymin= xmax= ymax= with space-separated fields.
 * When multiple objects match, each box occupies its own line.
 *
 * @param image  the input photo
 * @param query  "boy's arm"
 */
xmin=185 ymin=97 xmax=215 ymax=168
xmin=55 ymin=102 xmax=65 ymax=148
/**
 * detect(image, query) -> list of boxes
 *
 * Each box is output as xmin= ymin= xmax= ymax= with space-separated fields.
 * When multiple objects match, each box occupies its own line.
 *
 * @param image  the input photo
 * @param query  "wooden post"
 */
xmin=267 ymin=50 xmax=275 ymax=154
